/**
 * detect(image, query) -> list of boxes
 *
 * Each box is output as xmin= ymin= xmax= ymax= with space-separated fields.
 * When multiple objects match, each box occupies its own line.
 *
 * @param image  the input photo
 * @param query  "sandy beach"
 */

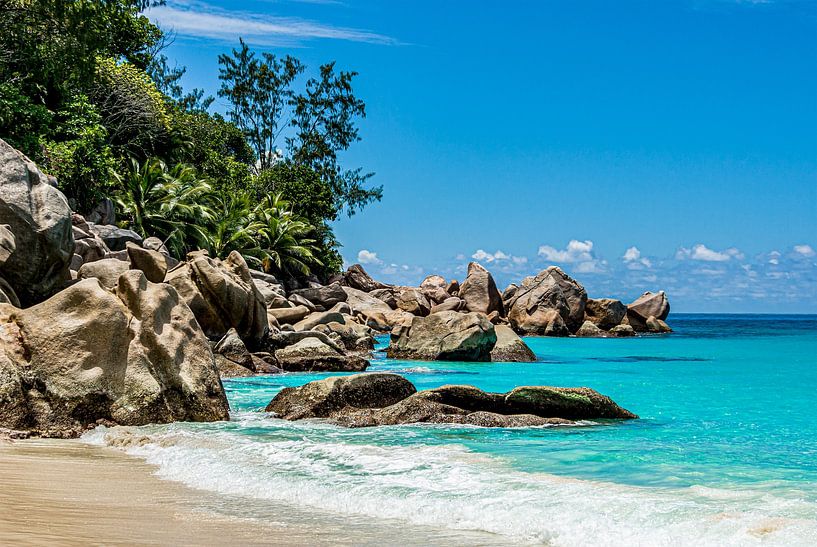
xmin=0 ymin=437 xmax=287 ymax=546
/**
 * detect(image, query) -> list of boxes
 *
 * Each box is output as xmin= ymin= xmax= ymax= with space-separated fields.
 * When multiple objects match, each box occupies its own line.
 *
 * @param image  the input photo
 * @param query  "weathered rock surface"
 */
xmin=126 ymin=242 xmax=167 ymax=283
xmin=505 ymin=267 xmax=586 ymax=335
xmin=77 ymin=258 xmax=131 ymax=289
xmin=584 ymin=298 xmax=626 ymax=330
xmin=0 ymin=139 xmax=74 ymax=306
xmin=266 ymin=373 xmax=416 ymax=420
xmin=267 ymin=375 xmax=637 ymax=427
xmin=609 ymin=324 xmax=636 ymax=337
xmin=273 ymin=337 xmax=369 ymax=372
xmin=628 ymin=291 xmax=670 ymax=322
xmin=387 ymin=311 xmax=497 ymax=361
xmin=646 ymin=316 xmax=672 ymax=333
xmin=0 ymin=272 xmax=229 ymax=437
xmin=165 ymin=250 xmax=268 ymax=347
xmin=290 ymin=282 xmax=347 ymax=309
xmin=369 ymin=288 xmax=397 ymax=309
xmin=490 ymin=325 xmax=536 ymax=362
xmin=576 ymin=320 xmax=608 ymax=338
xmin=214 ymin=328 xmax=255 ymax=372
xmin=342 ymin=287 xmax=392 ymax=315
xmin=430 ymin=297 xmax=466 ymax=314
xmin=396 ymin=288 xmax=431 ymax=316
xmin=458 ymin=262 xmax=504 ymax=316
xmin=88 ymin=224 xmax=143 ymax=252
xmin=294 ymin=311 xmax=345 ymax=331
xmin=314 ymin=321 xmax=375 ymax=351
xmin=343 ymin=264 xmax=389 ymax=292
xmin=268 ymin=305 xmax=310 ymax=325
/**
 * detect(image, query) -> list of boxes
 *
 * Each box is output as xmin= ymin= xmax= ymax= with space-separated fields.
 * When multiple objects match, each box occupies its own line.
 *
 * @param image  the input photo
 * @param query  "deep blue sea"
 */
xmin=86 ymin=314 xmax=817 ymax=545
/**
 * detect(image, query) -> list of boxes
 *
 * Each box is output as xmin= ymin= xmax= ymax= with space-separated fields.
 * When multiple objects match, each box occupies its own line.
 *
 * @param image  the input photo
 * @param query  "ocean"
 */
xmin=85 ymin=314 xmax=817 ymax=545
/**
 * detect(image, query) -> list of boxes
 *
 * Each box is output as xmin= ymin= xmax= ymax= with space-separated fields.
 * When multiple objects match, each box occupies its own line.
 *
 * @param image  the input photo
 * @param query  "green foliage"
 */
xmin=113 ymin=157 xmax=214 ymax=256
xmin=91 ymin=57 xmax=171 ymax=158
xmin=218 ymin=39 xmax=303 ymax=171
xmin=147 ymin=53 xmax=214 ymax=112
xmin=41 ymin=93 xmax=117 ymax=213
xmin=288 ymin=62 xmax=382 ymax=217
xmin=169 ymin=110 xmax=254 ymax=191
xmin=0 ymin=81 xmax=52 ymax=156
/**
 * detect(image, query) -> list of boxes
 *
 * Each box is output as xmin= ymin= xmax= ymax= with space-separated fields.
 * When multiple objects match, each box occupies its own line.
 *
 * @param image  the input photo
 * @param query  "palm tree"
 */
xmin=113 ymin=157 xmax=214 ymax=255
xmin=254 ymin=194 xmax=322 ymax=276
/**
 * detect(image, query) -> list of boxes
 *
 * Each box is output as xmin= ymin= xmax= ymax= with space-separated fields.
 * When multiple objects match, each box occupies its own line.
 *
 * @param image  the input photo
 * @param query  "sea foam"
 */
xmin=83 ymin=413 xmax=817 ymax=546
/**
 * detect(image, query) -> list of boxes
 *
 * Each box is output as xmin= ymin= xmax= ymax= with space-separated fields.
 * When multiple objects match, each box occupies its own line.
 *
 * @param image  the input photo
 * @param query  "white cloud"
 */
xmin=148 ymin=1 xmax=397 ymax=46
xmin=357 ymin=249 xmax=382 ymax=265
xmin=794 ymin=244 xmax=816 ymax=257
xmin=471 ymin=249 xmax=523 ymax=264
xmin=538 ymin=240 xmax=594 ymax=263
xmin=676 ymin=244 xmax=743 ymax=262
xmin=622 ymin=246 xmax=652 ymax=269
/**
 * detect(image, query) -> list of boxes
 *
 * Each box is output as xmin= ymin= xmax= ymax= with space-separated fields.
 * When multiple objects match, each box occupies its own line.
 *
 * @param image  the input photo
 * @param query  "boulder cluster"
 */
xmin=0 ymin=138 xmax=652 ymax=435
xmin=324 ymin=259 xmax=671 ymax=362
xmin=267 ymin=373 xmax=638 ymax=428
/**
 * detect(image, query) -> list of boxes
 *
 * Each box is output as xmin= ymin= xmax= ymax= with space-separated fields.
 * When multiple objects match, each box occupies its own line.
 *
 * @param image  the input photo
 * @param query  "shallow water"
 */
xmin=86 ymin=314 xmax=817 ymax=545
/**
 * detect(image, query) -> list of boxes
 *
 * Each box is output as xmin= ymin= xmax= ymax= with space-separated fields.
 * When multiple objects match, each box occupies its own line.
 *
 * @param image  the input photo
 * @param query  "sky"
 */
xmin=147 ymin=0 xmax=817 ymax=313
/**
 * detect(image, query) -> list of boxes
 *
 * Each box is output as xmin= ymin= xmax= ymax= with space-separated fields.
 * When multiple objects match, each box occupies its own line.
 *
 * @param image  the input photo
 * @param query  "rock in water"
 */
xmin=0 ymin=271 xmax=229 ymax=437
xmin=458 ymin=262 xmax=504 ymax=316
xmin=628 ymin=291 xmax=670 ymax=321
xmin=266 ymin=373 xmax=416 ymax=419
xmin=166 ymin=250 xmax=268 ymax=347
xmin=505 ymin=267 xmax=586 ymax=335
xmin=267 ymin=374 xmax=638 ymax=427
xmin=387 ymin=311 xmax=497 ymax=361
xmin=274 ymin=337 xmax=369 ymax=372
xmin=584 ymin=298 xmax=627 ymax=330
xmin=576 ymin=320 xmax=608 ymax=337
xmin=0 ymin=138 xmax=74 ymax=306
xmin=490 ymin=325 xmax=536 ymax=362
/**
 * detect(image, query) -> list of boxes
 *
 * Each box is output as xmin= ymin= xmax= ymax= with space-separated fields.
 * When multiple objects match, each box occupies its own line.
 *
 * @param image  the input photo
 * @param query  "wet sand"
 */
xmin=0 ymin=438 xmax=287 ymax=546
xmin=0 ymin=437 xmax=506 ymax=546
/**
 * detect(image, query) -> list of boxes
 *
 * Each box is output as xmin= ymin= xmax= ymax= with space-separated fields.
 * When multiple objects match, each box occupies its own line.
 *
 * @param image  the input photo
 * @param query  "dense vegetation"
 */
xmin=0 ymin=0 xmax=381 ymax=281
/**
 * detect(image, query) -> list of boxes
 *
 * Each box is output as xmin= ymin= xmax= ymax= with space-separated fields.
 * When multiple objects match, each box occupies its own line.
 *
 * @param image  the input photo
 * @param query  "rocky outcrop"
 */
xmin=343 ymin=264 xmax=389 ymax=292
xmin=627 ymin=291 xmax=670 ymax=331
xmin=609 ymin=324 xmax=636 ymax=337
xmin=645 ymin=316 xmax=672 ymax=333
xmin=396 ymin=288 xmax=431 ymax=316
xmin=314 ymin=321 xmax=375 ymax=351
xmin=0 ymin=272 xmax=230 ymax=437
xmin=458 ymin=262 xmax=504 ymax=316
xmin=430 ymin=297 xmax=466 ymax=314
xmin=342 ymin=287 xmax=392 ymax=315
xmin=268 ymin=305 xmax=310 ymax=325
xmin=273 ymin=337 xmax=369 ymax=372
xmin=126 ymin=242 xmax=168 ymax=283
xmin=165 ymin=250 xmax=268 ymax=347
xmin=77 ymin=258 xmax=131 ymax=289
xmin=369 ymin=288 xmax=397 ymax=309
xmin=387 ymin=311 xmax=497 ymax=361
xmin=0 ymin=226 xmax=19 ymax=307
xmin=266 ymin=373 xmax=416 ymax=420
xmin=0 ymin=138 xmax=74 ymax=306
xmin=267 ymin=375 xmax=637 ymax=427
xmin=505 ymin=267 xmax=586 ymax=335
xmin=290 ymin=282 xmax=347 ymax=309
xmin=584 ymin=298 xmax=626 ymax=330
xmin=490 ymin=325 xmax=536 ymax=362
xmin=293 ymin=311 xmax=345 ymax=331
xmin=88 ymin=224 xmax=142 ymax=252
xmin=576 ymin=320 xmax=607 ymax=338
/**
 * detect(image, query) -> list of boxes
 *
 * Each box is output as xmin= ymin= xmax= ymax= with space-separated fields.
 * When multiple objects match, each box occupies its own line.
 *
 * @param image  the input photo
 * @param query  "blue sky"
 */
xmin=148 ymin=0 xmax=817 ymax=312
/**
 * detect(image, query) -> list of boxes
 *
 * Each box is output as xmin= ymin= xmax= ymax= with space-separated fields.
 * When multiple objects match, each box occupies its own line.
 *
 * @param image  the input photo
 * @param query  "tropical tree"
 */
xmin=113 ymin=157 xmax=214 ymax=255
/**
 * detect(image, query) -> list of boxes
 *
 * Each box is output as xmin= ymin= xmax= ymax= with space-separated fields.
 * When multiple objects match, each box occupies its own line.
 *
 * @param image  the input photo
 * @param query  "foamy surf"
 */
xmin=83 ymin=413 xmax=817 ymax=546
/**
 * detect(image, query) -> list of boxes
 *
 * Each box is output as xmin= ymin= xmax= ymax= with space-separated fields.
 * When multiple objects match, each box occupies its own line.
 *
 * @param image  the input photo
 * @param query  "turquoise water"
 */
xmin=87 ymin=314 xmax=817 ymax=545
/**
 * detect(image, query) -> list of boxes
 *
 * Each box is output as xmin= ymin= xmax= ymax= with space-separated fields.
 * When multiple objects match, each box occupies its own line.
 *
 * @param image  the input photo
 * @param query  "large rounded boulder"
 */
xmin=628 ymin=291 xmax=670 ymax=322
xmin=0 ymin=271 xmax=230 ymax=437
xmin=387 ymin=311 xmax=497 ymax=361
xmin=0 ymin=138 xmax=74 ymax=306
xmin=505 ymin=267 xmax=586 ymax=335
xmin=458 ymin=262 xmax=504 ymax=316
xmin=165 ymin=250 xmax=268 ymax=348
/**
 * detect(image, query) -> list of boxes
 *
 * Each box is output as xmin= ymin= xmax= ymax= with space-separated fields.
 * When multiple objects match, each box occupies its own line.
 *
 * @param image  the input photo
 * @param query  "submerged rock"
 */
xmin=387 ymin=311 xmax=497 ymax=361
xmin=0 ymin=272 xmax=230 ymax=437
xmin=267 ymin=374 xmax=637 ymax=428
xmin=576 ymin=320 xmax=608 ymax=338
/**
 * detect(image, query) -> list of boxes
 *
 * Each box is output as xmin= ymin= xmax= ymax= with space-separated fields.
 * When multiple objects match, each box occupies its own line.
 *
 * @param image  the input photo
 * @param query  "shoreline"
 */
xmin=0 ymin=436 xmax=509 ymax=546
